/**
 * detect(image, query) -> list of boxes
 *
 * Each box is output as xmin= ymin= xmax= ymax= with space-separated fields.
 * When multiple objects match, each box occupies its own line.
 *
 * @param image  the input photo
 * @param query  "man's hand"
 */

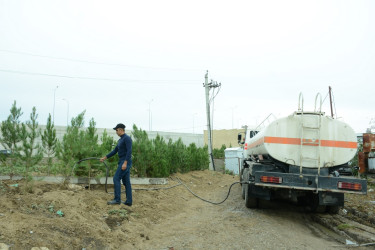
xmin=100 ymin=156 xmax=107 ymax=162
xmin=122 ymin=161 xmax=127 ymax=171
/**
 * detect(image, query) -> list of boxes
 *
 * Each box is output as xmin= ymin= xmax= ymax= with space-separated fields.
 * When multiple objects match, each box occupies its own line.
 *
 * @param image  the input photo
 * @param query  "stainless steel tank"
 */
xmin=243 ymin=111 xmax=357 ymax=168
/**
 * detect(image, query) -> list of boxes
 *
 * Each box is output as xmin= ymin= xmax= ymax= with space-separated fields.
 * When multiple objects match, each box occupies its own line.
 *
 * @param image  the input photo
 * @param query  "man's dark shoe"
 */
xmin=107 ymin=200 xmax=121 ymax=205
xmin=122 ymin=201 xmax=132 ymax=207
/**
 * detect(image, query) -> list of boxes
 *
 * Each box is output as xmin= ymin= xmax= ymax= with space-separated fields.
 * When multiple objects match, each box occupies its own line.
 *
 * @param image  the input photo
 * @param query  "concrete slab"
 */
xmin=0 ymin=176 xmax=168 ymax=185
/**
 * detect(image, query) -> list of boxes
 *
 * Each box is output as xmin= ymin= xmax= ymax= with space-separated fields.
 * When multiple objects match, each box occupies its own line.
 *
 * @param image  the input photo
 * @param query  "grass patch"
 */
xmin=337 ymin=223 xmax=353 ymax=230
xmin=108 ymin=209 xmax=128 ymax=218
xmin=225 ymin=169 xmax=234 ymax=176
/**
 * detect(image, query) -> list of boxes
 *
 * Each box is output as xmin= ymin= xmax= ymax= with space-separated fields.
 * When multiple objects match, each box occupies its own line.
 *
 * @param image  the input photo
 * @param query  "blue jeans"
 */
xmin=113 ymin=159 xmax=132 ymax=204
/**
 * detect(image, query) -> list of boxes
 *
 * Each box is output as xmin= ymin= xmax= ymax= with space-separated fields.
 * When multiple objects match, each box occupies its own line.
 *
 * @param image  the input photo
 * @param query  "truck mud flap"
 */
xmin=319 ymin=192 xmax=344 ymax=206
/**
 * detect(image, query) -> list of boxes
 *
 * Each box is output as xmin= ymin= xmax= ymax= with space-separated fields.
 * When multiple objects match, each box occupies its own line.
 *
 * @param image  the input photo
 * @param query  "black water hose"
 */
xmin=72 ymin=158 xmax=245 ymax=205
xmin=176 ymin=177 xmax=242 ymax=205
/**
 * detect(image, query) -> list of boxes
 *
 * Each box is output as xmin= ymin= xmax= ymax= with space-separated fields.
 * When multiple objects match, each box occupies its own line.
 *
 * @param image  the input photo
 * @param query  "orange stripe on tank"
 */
xmin=247 ymin=136 xmax=357 ymax=149
xmin=248 ymin=137 xmax=264 ymax=148
xmin=264 ymin=136 xmax=300 ymax=145
xmin=320 ymin=140 xmax=357 ymax=149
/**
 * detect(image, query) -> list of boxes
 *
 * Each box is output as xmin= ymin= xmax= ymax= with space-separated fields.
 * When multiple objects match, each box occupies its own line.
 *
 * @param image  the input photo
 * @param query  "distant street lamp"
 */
xmin=231 ymin=106 xmax=237 ymax=129
xmin=193 ymin=113 xmax=198 ymax=134
xmin=148 ymin=99 xmax=154 ymax=131
xmin=62 ymin=98 xmax=69 ymax=126
xmin=53 ymin=85 xmax=59 ymax=123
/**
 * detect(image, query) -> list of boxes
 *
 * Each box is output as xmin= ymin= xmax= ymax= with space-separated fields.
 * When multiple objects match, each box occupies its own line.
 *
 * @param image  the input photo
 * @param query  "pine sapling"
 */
xmin=0 ymin=101 xmax=23 ymax=177
xmin=19 ymin=107 xmax=43 ymax=187
xmin=41 ymin=114 xmax=57 ymax=175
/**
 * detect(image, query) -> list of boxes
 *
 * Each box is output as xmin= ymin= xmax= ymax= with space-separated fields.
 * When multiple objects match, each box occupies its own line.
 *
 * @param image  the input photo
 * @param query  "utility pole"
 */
xmin=203 ymin=71 xmax=221 ymax=171
xmin=329 ymin=86 xmax=334 ymax=118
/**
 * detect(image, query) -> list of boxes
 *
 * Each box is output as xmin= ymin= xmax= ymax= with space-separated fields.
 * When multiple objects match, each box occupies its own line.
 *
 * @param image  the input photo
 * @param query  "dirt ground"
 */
xmin=0 ymin=170 xmax=374 ymax=250
xmin=345 ymin=178 xmax=375 ymax=225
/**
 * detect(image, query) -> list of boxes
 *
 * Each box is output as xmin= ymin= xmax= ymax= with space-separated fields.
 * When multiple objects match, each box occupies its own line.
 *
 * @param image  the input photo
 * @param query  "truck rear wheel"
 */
xmin=303 ymin=193 xmax=326 ymax=213
xmin=245 ymin=184 xmax=258 ymax=208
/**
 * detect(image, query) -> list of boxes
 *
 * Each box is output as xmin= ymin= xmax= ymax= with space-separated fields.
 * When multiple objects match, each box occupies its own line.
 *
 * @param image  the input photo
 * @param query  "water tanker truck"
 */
xmin=237 ymin=93 xmax=367 ymax=213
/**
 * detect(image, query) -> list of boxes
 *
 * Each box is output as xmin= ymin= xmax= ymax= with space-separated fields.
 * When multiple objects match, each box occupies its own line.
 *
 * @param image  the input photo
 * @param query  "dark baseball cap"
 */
xmin=113 ymin=123 xmax=126 ymax=130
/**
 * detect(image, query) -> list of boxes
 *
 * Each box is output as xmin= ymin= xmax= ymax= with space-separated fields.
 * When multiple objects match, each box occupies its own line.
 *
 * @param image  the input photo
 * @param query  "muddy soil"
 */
xmin=0 ymin=170 xmax=374 ymax=249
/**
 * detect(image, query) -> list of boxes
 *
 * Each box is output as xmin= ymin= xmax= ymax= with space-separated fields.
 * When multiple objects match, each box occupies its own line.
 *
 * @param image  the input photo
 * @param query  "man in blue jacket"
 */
xmin=100 ymin=123 xmax=133 ymax=206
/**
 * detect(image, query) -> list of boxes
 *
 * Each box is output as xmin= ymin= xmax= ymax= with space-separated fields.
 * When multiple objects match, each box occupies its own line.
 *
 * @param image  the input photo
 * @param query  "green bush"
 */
xmin=55 ymin=112 xmax=119 ymax=178
xmin=131 ymin=125 xmax=152 ymax=177
xmin=1 ymin=101 xmax=210 ymax=179
xmin=0 ymin=101 xmax=23 ymax=176
xmin=213 ymin=144 xmax=226 ymax=159
xmin=131 ymin=125 xmax=209 ymax=177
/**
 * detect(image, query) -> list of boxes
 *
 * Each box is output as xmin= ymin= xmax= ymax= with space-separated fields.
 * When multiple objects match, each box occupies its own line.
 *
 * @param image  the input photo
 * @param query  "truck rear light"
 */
xmin=244 ymin=143 xmax=248 ymax=150
xmin=337 ymin=181 xmax=362 ymax=191
xmin=260 ymin=176 xmax=282 ymax=184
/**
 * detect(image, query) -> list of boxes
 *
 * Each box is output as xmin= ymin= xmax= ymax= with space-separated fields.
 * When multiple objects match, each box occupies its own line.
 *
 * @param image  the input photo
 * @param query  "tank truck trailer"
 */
xmin=237 ymin=94 xmax=367 ymax=213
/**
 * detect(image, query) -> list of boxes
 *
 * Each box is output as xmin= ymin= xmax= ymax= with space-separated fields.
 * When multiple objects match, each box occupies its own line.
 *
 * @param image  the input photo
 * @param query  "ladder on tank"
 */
xmin=298 ymin=93 xmax=323 ymax=177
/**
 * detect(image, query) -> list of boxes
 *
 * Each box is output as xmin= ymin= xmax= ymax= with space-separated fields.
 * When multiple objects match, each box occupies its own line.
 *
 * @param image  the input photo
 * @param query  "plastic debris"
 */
xmin=341 ymin=209 xmax=348 ymax=215
xmin=9 ymin=184 xmax=18 ymax=187
xmin=56 ymin=210 xmax=64 ymax=217
xmin=346 ymin=239 xmax=358 ymax=246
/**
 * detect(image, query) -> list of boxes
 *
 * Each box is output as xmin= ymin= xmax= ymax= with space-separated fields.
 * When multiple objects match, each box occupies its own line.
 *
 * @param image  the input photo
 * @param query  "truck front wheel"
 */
xmin=241 ymin=168 xmax=248 ymax=200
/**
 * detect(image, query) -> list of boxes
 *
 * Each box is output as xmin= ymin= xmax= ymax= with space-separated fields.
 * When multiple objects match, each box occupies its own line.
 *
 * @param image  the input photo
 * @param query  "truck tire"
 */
xmin=304 ymin=193 xmax=326 ymax=213
xmin=245 ymin=184 xmax=258 ymax=208
xmin=240 ymin=168 xmax=244 ymax=185
xmin=241 ymin=168 xmax=248 ymax=200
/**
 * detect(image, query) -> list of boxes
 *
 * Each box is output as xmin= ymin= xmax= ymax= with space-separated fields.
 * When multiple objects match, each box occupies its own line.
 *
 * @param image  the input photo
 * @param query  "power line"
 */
xmin=0 ymin=68 xmax=199 ymax=85
xmin=0 ymin=49 xmax=201 ymax=72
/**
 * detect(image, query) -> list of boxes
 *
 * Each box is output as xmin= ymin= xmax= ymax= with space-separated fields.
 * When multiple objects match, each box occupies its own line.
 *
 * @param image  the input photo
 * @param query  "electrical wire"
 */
xmin=0 ymin=69 xmax=198 ymax=85
xmin=209 ymin=84 xmax=221 ymax=103
xmin=322 ymin=91 xmax=329 ymax=105
xmin=207 ymin=82 xmax=221 ymax=171
xmin=0 ymin=49 xmax=201 ymax=72
xmin=210 ymin=88 xmax=216 ymax=167
xmin=332 ymin=91 xmax=337 ymax=119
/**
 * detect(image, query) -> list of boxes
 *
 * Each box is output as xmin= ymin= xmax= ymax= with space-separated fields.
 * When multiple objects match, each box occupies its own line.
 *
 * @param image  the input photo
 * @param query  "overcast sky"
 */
xmin=0 ymin=0 xmax=374 ymax=134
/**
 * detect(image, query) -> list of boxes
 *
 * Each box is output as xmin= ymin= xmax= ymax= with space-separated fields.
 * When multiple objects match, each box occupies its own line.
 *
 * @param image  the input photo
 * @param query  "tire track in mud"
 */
xmin=229 ymin=184 xmax=375 ymax=249
xmin=312 ymin=213 xmax=375 ymax=247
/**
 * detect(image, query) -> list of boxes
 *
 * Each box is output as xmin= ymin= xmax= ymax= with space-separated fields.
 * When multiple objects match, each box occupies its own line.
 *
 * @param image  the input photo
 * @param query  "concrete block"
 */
xmin=0 ymin=175 xmax=168 ymax=185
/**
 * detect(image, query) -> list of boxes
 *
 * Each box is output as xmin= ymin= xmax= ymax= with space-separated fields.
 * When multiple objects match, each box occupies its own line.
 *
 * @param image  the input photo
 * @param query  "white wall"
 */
xmin=0 ymin=125 xmax=204 ymax=151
